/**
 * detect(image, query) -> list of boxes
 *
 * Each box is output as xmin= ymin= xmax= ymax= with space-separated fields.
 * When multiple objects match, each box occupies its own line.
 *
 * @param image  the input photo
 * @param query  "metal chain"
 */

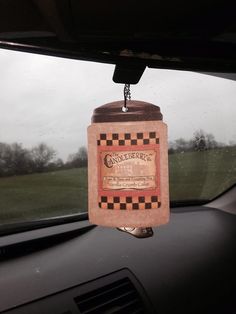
xmin=122 ymin=84 xmax=131 ymax=112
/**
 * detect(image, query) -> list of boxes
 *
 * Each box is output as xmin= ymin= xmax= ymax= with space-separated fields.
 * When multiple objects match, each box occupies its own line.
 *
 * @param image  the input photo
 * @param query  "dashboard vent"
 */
xmin=74 ymin=277 xmax=146 ymax=314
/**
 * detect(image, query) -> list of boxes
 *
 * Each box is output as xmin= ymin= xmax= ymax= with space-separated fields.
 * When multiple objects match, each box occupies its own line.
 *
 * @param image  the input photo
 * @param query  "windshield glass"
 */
xmin=0 ymin=49 xmax=235 ymax=226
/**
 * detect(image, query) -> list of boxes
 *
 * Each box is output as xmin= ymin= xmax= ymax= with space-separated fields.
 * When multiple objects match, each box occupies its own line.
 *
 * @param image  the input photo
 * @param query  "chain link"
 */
xmin=122 ymin=84 xmax=131 ymax=112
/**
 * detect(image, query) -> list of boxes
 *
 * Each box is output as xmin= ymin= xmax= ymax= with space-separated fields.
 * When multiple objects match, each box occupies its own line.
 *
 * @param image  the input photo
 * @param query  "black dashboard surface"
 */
xmin=0 ymin=206 xmax=236 ymax=313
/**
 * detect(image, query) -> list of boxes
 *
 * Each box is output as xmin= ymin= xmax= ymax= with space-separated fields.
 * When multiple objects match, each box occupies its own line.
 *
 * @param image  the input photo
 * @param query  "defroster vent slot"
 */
xmin=74 ymin=277 xmax=146 ymax=314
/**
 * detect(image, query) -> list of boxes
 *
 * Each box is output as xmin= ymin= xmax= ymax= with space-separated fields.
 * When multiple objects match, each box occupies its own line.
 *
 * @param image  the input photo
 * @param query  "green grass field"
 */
xmin=0 ymin=168 xmax=88 ymax=224
xmin=169 ymin=147 xmax=236 ymax=201
xmin=0 ymin=147 xmax=235 ymax=225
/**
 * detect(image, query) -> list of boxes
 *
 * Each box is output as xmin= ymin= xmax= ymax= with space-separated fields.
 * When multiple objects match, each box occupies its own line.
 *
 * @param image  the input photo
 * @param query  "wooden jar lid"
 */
xmin=91 ymin=100 xmax=163 ymax=123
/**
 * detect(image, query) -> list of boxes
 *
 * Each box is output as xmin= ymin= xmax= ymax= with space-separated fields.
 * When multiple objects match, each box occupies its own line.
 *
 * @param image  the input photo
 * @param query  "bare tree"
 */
xmin=0 ymin=142 xmax=8 ymax=176
xmin=193 ymin=130 xmax=207 ymax=151
xmin=174 ymin=138 xmax=191 ymax=152
xmin=0 ymin=142 xmax=32 ymax=176
xmin=67 ymin=146 xmax=87 ymax=168
xmin=193 ymin=130 xmax=218 ymax=151
xmin=31 ymin=143 xmax=56 ymax=172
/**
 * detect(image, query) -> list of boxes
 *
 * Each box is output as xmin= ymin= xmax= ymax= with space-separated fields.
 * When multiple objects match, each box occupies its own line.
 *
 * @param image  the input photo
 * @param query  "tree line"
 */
xmin=0 ymin=142 xmax=88 ymax=177
xmin=168 ymin=129 xmax=229 ymax=154
xmin=0 ymin=129 xmax=235 ymax=177
xmin=0 ymin=142 xmax=57 ymax=177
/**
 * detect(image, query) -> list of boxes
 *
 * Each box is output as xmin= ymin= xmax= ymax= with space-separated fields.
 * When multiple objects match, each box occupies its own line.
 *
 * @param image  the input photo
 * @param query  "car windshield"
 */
xmin=0 ymin=48 xmax=236 ymax=227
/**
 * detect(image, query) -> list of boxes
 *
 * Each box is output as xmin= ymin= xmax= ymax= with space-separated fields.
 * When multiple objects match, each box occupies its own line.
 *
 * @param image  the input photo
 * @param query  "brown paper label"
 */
xmin=100 ymin=150 xmax=157 ymax=190
xmin=97 ymin=131 xmax=161 ymax=210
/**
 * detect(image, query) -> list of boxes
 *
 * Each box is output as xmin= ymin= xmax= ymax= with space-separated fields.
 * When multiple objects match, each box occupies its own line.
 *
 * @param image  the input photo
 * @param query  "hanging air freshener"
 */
xmin=87 ymin=85 xmax=169 ymax=228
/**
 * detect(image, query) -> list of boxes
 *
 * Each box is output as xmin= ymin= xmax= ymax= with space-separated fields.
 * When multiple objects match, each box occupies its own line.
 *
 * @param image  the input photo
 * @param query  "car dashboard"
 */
xmin=1 ymin=193 xmax=236 ymax=314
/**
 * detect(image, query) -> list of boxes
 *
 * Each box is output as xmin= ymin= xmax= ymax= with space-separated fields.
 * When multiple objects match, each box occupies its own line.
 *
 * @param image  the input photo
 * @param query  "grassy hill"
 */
xmin=0 ymin=168 xmax=88 ymax=224
xmin=169 ymin=146 xmax=236 ymax=201
xmin=0 ymin=147 xmax=235 ymax=224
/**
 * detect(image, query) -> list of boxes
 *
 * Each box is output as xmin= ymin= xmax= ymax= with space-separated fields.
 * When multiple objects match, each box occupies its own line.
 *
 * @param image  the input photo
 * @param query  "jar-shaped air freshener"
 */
xmin=87 ymin=100 xmax=169 ymax=228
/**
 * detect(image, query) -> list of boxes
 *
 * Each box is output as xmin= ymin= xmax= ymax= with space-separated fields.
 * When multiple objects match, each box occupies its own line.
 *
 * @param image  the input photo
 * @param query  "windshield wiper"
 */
xmin=0 ymin=212 xmax=88 ymax=237
xmin=170 ymin=199 xmax=210 ymax=208
xmin=0 ymin=213 xmax=95 ymax=261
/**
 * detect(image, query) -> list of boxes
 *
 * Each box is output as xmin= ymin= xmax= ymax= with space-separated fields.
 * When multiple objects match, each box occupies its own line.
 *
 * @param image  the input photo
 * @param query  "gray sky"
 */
xmin=0 ymin=48 xmax=236 ymax=160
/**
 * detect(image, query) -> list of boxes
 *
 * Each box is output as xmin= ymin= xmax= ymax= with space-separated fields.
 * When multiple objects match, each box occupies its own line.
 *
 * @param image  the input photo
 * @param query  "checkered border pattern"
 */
xmin=99 ymin=195 xmax=161 ymax=210
xmin=97 ymin=132 xmax=159 ymax=146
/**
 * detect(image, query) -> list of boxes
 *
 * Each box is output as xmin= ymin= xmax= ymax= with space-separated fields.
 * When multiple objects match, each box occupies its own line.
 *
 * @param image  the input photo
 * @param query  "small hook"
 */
xmin=122 ymin=106 xmax=129 ymax=112
xmin=117 ymin=227 xmax=154 ymax=238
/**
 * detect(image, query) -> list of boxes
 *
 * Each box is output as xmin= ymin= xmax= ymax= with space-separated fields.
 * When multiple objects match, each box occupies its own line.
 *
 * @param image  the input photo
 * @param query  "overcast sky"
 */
xmin=0 ymin=48 xmax=235 ymax=160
